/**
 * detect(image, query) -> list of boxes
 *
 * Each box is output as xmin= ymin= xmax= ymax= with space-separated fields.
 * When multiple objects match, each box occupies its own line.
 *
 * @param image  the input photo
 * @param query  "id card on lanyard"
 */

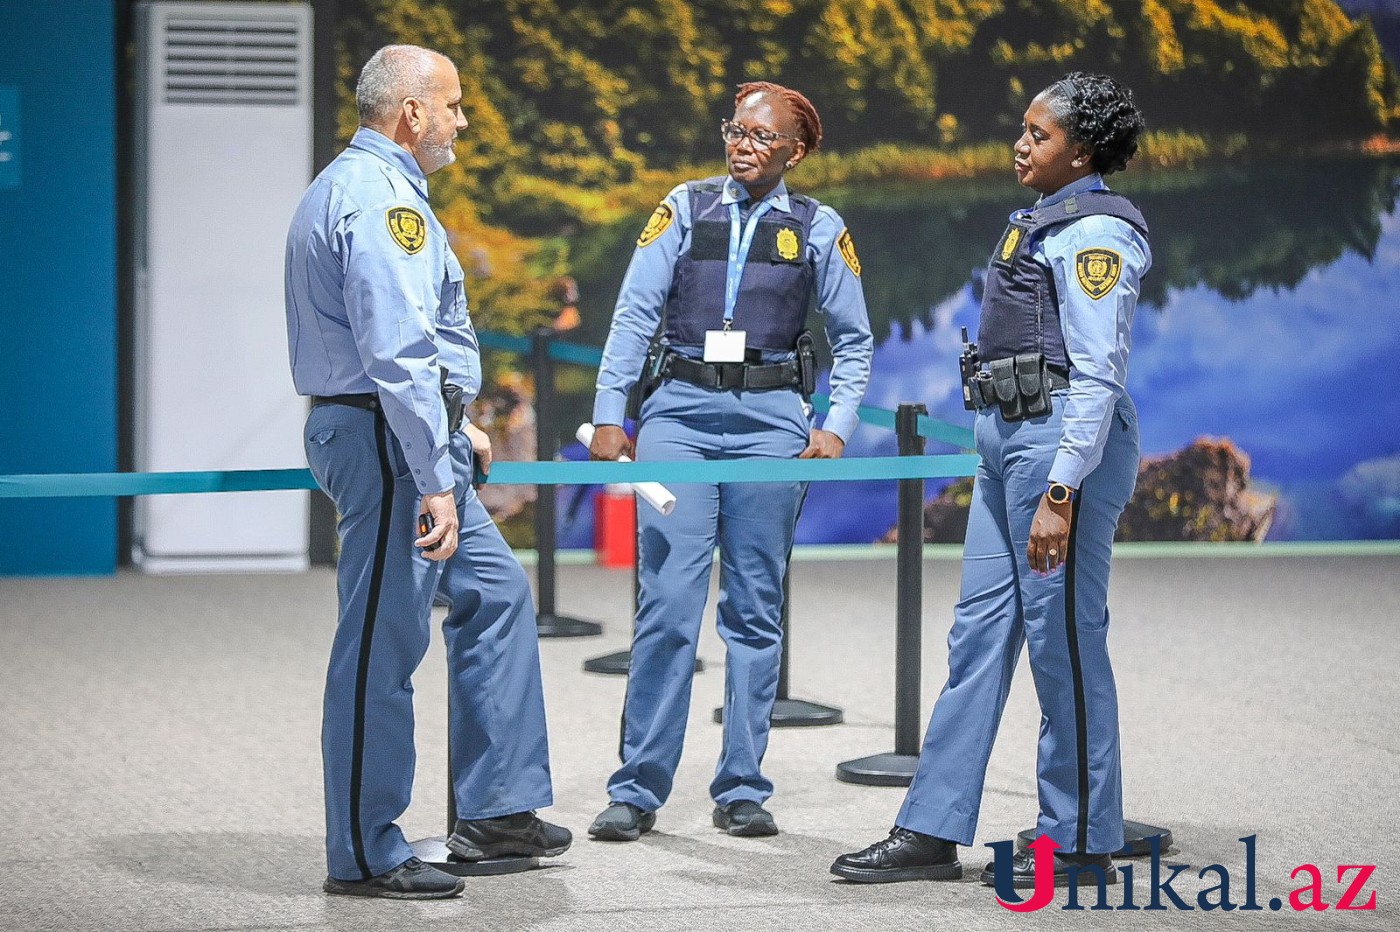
xmin=704 ymin=198 xmax=774 ymax=363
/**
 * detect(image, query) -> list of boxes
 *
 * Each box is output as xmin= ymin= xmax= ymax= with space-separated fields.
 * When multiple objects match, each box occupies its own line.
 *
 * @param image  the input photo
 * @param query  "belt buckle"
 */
xmin=715 ymin=363 xmax=744 ymax=391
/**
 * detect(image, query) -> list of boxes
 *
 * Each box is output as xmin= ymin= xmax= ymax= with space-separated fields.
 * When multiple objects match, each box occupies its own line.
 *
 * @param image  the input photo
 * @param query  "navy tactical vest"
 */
xmin=665 ymin=178 xmax=820 ymax=352
xmin=978 ymin=190 xmax=1148 ymax=370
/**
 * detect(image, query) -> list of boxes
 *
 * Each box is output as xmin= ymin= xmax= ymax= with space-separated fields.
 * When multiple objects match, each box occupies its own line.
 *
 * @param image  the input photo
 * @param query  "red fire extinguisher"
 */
xmin=594 ymin=484 xmax=636 ymax=568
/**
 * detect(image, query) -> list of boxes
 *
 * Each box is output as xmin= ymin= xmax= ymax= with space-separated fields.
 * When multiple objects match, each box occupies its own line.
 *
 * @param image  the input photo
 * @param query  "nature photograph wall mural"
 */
xmin=335 ymin=0 xmax=1400 ymax=545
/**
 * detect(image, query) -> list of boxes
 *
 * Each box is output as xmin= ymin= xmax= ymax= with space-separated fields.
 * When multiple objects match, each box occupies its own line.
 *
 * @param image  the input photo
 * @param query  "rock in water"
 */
xmin=1119 ymin=437 xmax=1275 ymax=542
xmin=887 ymin=437 xmax=1277 ymax=543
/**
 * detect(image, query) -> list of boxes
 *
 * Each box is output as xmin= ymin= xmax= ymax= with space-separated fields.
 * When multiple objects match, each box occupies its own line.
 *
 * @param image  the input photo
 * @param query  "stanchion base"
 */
xmin=408 ymin=837 xmax=538 ymax=876
xmin=835 ymin=752 xmax=919 ymax=787
xmin=713 ymin=697 xmax=844 ymax=727
xmin=536 ymin=614 xmax=603 ymax=638
xmin=582 ymin=649 xmax=704 ymax=675
xmin=1016 ymin=820 xmax=1174 ymax=858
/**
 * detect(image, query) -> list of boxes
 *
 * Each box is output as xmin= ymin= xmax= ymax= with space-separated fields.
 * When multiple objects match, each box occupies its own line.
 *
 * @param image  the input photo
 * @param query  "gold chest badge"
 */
xmin=637 ymin=202 xmax=674 ymax=247
xmin=775 ymin=227 xmax=800 ymax=261
xmin=1000 ymin=227 xmax=1023 ymax=262
xmin=386 ymin=207 xmax=427 ymax=255
xmin=1075 ymin=248 xmax=1123 ymax=299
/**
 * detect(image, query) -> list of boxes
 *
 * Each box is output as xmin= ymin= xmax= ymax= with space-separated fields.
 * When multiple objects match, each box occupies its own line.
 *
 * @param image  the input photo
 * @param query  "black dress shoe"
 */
xmin=712 ymin=800 xmax=779 ymax=837
xmin=446 ymin=810 xmax=572 ymax=861
xmin=979 ymin=849 xmax=1119 ymax=889
xmin=323 ymin=857 xmax=465 ymax=899
xmin=830 ymin=827 xmax=963 ymax=883
xmin=588 ymin=801 xmax=656 ymax=841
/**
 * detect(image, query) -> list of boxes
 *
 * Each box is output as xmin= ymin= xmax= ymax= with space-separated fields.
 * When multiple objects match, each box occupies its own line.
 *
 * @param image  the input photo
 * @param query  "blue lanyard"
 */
xmin=723 ymin=199 xmax=774 ymax=328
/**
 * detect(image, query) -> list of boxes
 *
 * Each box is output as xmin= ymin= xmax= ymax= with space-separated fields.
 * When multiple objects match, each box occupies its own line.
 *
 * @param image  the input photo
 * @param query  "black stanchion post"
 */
xmin=836 ymin=402 xmax=927 ymax=785
xmin=714 ymin=564 xmax=843 ymax=727
xmin=531 ymin=327 xmax=602 ymax=638
xmin=408 ymin=671 xmax=538 ymax=876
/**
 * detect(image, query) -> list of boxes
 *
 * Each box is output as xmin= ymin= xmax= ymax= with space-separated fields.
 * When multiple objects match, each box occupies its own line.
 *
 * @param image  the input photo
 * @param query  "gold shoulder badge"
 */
xmin=837 ymin=228 xmax=861 ymax=276
xmin=1075 ymin=248 xmax=1122 ymax=300
xmin=637 ymin=202 xmax=674 ymax=247
xmin=776 ymin=227 xmax=800 ymax=261
xmin=386 ymin=207 xmax=427 ymax=255
xmin=999 ymin=227 xmax=1023 ymax=262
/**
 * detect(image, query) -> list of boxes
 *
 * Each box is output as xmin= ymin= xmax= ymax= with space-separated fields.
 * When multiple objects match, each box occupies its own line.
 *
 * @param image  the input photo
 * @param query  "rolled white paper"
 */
xmin=575 ymin=423 xmax=677 ymax=517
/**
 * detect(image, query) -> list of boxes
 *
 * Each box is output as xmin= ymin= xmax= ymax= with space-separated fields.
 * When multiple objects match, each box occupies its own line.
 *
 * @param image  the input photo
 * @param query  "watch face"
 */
xmin=1049 ymin=484 xmax=1071 ymax=504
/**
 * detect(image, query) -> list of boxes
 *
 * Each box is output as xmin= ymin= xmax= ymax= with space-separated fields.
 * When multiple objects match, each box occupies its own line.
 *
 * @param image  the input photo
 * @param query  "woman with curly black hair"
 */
xmin=833 ymin=73 xmax=1150 ymax=890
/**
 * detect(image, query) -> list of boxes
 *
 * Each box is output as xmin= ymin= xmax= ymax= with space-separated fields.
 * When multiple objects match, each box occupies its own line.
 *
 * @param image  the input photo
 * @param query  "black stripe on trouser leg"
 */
xmin=348 ymin=415 xmax=397 ymax=879
xmin=1061 ymin=495 xmax=1090 ymax=853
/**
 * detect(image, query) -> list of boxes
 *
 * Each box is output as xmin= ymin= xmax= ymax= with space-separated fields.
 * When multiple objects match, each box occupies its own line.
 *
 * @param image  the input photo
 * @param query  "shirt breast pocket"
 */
xmin=438 ymin=251 xmax=467 ymax=328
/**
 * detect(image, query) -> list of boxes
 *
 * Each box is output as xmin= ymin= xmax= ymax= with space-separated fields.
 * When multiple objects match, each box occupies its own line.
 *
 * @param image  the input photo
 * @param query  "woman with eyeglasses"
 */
xmin=586 ymin=82 xmax=873 ymax=842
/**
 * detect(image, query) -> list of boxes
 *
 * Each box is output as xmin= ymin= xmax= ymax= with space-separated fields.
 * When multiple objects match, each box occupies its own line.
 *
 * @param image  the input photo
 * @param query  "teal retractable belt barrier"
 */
xmin=0 ymin=454 xmax=980 ymax=499
xmin=476 ymin=328 xmax=976 ymax=448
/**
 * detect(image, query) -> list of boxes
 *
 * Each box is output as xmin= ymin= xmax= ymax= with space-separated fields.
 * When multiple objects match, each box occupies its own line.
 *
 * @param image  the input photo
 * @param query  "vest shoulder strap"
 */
xmin=687 ymin=177 xmax=727 ymax=205
xmin=786 ymin=191 xmax=820 ymax=234
xmin=1029 ymin=190 xmax=1149 ymax=239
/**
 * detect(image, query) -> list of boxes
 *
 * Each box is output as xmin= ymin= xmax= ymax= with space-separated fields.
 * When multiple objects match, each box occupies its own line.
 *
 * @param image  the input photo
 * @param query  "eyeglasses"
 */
xmin=720 ymin=119 xmax=800 ymax=150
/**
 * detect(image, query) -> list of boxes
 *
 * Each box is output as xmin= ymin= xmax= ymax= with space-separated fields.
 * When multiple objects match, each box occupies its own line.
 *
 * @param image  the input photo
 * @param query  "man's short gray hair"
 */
xmin=356 ymin=45 xmax=450 ymax=127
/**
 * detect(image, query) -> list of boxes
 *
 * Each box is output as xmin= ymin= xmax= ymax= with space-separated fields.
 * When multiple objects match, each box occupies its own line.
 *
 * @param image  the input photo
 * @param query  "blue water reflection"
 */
xmin=799 ymin=210 xmax=1400 ymax=542
xmin=559 ymin=158 xmax=1400 ymax=544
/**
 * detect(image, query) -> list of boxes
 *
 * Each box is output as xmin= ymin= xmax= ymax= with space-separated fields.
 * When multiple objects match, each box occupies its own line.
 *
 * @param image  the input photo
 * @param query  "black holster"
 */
xmin=625 ymin=336 xmax=668 ymax=421
xmin=440 ymin=369 xmax=465 ymax=432
xmin=795 ymin=330 xmax=817 ymax=396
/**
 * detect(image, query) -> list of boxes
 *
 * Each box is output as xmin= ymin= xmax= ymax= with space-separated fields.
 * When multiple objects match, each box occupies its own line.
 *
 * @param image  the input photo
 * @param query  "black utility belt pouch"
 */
xmin=989 ymin=353 xmax=1052 ymax=422
xmin=626 ymin=337 xmax=668 ymax=421
xmin=440 ymin=369 xmax=465 ymax=432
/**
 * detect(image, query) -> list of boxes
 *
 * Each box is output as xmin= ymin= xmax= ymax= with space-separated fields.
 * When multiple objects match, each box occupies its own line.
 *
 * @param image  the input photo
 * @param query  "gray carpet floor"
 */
xmin=0 ymin=554 xmax=1396 ymax=931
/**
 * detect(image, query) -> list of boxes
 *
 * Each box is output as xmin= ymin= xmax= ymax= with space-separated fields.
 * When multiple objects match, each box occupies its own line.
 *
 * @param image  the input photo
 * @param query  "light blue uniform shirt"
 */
xmin=285 ymin=127 xmax=481 ymax=496
xmin=1030 ymin=173 xmax=1151 ymax=488
xmin=593 ymin=177 xmax=873 ymax=442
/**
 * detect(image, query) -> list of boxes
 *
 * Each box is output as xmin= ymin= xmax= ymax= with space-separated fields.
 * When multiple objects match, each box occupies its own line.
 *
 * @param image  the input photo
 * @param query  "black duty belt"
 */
xmin=965 ymin=365 xmax=1069 ymax=409
xmin=663 ymin=354 xmax=802 ymax=392
xmin=311 ymin=392 xmax=379 ymax=411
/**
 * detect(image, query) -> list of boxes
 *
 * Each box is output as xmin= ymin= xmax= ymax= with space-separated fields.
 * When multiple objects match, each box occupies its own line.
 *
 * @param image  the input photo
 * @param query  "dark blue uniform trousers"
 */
xmin=304 ymin=404 xmax=553 ymax=881
xmin=607 ymin=379 xmax=809 ymax=811
xmin=896 ymin=394 xmax=1139 ymax=854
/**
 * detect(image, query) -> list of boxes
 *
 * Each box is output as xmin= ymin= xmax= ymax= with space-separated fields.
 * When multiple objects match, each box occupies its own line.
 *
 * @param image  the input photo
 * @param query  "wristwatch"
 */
xmin=1046 ymin=482 xmax=1077 ymax=505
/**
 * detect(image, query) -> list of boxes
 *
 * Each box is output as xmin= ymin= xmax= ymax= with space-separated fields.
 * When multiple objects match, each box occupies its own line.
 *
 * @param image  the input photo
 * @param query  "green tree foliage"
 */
xmin=334 ymin=0 xmax=1400 ymax=341
xmin=342 ymin=0 xmax=1397 ymax=199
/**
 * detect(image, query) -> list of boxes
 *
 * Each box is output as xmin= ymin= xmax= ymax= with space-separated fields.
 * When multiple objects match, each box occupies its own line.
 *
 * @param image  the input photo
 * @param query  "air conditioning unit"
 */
xmin=133 ymin=1 xmax=312 ymax=573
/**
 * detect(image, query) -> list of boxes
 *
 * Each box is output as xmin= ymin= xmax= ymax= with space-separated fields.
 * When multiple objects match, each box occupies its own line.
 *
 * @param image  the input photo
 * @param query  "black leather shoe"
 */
xmin=979 ymin=849 xmax=1119 ymax=889
xmin=712 ymin=800 xmax=779 ymax=837
xmin=830 ymin=828 xmax=963 ymax=883
xmin=588 ymin=801 xmax=656 ymax=841
xmin=323 ymin=857 xmax=465 ymax=899
xmin=446 ymin=810 xmax=572 ymax=861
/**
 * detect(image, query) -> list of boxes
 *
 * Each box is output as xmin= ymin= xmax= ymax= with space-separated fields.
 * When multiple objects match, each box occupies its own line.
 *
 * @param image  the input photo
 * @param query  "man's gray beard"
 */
xmin=419 ymin=118 xmax=457 ymax=173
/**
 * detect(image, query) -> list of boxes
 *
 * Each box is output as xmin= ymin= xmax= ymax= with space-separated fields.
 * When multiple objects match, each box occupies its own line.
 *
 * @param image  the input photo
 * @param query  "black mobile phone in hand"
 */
xmin=418 ymin=512 xmax=439 ymax=551
xmin=471 ymin=452 xmax=488 ymax=489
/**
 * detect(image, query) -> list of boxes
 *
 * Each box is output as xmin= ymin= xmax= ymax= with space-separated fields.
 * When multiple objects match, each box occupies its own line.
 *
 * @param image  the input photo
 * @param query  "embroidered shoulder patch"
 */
xmin=637 ymin=202 xmax=674 ymax=247
xmin=385 ymin=207 xmax=427 ymax=254
xmin=1075 ymin=248 xmax=1122 ymax=299
xmin=837 ymin=228 xmax=861 ymax=276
